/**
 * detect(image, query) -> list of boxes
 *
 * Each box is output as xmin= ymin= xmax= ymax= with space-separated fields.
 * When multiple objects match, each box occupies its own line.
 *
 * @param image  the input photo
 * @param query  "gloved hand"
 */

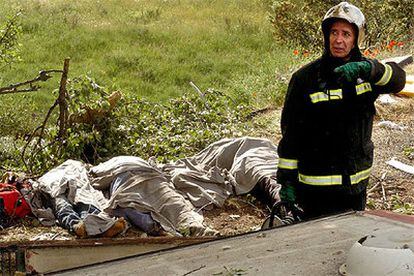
xmin=334 ymin=61 xmax=372 ymax=83
xmin=279 ymin=183 xmax=296 ymax=203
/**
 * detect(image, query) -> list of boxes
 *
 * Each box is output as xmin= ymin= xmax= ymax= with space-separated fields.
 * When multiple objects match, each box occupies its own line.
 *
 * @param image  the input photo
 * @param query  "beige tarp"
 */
xmin=33 ymin=137 xmax=279 ymax=236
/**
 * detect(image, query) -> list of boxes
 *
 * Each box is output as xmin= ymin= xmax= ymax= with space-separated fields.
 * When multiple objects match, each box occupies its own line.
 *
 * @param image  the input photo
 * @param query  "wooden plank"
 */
xmin=21 ymin=236 xmax=214 ymax=274
xmin=1 ymin=236 xmax=212 ymax=249
xmin=26 ymin=243 xmax=172 ymax=274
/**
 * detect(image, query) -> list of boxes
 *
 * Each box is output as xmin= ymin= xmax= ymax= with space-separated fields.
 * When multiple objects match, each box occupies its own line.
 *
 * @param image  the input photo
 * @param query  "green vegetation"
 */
xmin=270 ymin=0 xmax=414 ymax=52
xmin=0 ymin=0 xmax=299 ymax=140
xmin=21 ymin=76 xmax=251 ymax=174
xmin=0 ymin=12 xmax=22 ymax=67
xmin=0 ymin=0 xmax=295 ymax=104
xmin=369 ymin=194 xmax=414 ymax=216
xmin=390 ymin=195 xmax=414 ymax=215
xmin=0 ymin=0 xmax=306 ymax=174
xmin=4 ymin=1 xmax=410 ymax=173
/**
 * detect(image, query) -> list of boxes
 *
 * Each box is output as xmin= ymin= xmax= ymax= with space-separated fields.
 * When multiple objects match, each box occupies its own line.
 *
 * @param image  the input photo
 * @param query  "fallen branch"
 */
xmin=381 ymin=181 xmax=387 ymax=204
xmin=368 ymin=172 xmax=387 ymax=194
xmin=182 ymin=265 xmax=206 ymax=276
xmin=247 ymin=106 xmax=275 ymax=119
xmin=239 ymin=198 xmax=266 ymax=216
xmin=367 ymin=182 xmax=380 ymax=194
xmin=196 ymin=202 xmax=213 ymax=214
xmin=189 ymin=81 xmax=210 ymax=109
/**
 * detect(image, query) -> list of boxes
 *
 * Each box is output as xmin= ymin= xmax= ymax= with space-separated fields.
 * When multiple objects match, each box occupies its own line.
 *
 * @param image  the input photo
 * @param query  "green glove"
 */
xmin=279 ymin=183 xmax=296 ymax=203
xmin=334 ymin=61 xmax=372 ymax=83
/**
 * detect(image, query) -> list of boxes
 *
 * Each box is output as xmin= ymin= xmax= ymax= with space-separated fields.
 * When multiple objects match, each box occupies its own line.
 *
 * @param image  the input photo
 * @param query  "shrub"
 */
xmin=16 ymin=76 xmax=251 ymax=175
xmin=0 ymin=11 xmax=22 ymax=67
xmin=269 ymin=1 xmax=335 ymax=51
xmin=269 ymin=0 xmax=414 ymax=51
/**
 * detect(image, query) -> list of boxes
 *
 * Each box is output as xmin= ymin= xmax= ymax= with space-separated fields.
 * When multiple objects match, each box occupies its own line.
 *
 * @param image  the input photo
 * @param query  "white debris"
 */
xmin=229 ymin=215 xmax=240 ymax=220
xmin=377 ymin=120 xmax=406 ymax=131
xmin=30 ymin=232 xmax=71 ymax=241
xmin=386 ymin=158 xmax=414 ymax=175
xmin=378 ymin=94 xmax=397 ymax=105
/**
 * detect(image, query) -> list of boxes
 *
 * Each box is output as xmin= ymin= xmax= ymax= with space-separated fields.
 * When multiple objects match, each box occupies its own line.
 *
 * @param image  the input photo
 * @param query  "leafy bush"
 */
xmin=390 ymin=194 xmax=414 ymax=215
xmin=269 ymin=1 xmax=336 ymax=51
xmin=15 ymin=76 xmax=251 ymax=174
xmin=0 ymin=11 xmax=22 ymax=68
xmin=269 ymin=0 xmax=414 ymax=51
xmin=124 ymin=90 xmax=250 ymax=162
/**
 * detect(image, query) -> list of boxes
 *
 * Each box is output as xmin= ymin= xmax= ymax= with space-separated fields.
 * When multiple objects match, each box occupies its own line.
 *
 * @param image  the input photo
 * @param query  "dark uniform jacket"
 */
xmin=276 ymin=51 xmax=406 ymax=195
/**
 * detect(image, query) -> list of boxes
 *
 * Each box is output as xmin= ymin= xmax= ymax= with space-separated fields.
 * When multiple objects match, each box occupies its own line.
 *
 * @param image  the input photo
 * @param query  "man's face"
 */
xmin=329 ymin=20 xmax=356 ymax=60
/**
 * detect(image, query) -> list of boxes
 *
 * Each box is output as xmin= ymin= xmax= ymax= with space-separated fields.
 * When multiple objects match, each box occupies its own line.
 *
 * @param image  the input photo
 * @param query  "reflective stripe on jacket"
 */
xmin=276 ymin=55 xmax=406 ymax=191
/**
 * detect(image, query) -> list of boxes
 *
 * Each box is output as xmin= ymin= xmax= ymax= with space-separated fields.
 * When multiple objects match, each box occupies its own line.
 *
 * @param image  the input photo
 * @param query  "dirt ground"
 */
xmin=1 ymin=64 xmax=413 ymax=242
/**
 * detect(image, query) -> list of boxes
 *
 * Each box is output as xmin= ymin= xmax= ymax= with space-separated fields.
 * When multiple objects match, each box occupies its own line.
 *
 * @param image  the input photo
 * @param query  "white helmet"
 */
xmin=322 ymin=2 xmax=366 ymax=48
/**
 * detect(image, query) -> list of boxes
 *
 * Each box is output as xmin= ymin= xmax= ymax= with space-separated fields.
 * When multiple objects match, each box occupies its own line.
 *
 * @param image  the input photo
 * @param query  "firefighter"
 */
xmin=276 ymin=2 xmax=406 ymax=219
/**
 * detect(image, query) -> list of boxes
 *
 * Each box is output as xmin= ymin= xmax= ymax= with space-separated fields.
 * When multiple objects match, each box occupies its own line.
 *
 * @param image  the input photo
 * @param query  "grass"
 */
xmin=0 ymin=0 xmax=306 ymax=171
xmin=0 ymin=0 xmax=298 ymax=110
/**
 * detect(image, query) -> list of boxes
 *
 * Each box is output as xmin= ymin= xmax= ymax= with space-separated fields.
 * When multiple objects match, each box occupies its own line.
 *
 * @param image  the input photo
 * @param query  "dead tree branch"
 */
xmin=57 ymin=58 xmax=70 ymax=139
xmin=0 ymin=69 xmax=63 ymax=95
xmin=381 ymin=181 xmax=387 ymax=203
xmin=21 ymin=100 xmax=59 ymax=173
xmin=0 ymin=12 xmax=21 ymax=44
xmin=368 ymin=172 xmax=387 ymax=194
xmin=19 ymin=59 xmax=70 ymax=173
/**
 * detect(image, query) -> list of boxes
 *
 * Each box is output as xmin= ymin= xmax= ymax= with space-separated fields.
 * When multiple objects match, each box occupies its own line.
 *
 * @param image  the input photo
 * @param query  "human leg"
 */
xmin=53 ymin=196 xmax=82 ymax=230
xmin=250 ymin=177 xmax=281 ymax=208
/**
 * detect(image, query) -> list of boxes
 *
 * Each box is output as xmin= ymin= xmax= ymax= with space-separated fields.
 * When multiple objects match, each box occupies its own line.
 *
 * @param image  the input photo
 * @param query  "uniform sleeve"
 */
xmin=367 ymin=59 xmax=406 ymax=94
xmin=276 ymin=73 xmax=305 ymax=186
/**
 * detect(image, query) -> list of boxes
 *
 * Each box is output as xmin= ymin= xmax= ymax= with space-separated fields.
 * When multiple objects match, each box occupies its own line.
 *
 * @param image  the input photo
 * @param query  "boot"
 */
xmin=73 ymin=221 xmax=87 ymax=238
xmin=101 ymin=217 xmax=127 ymax=238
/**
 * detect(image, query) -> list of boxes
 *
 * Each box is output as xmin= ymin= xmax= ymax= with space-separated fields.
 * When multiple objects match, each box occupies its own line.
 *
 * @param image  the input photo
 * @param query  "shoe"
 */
xmin=101 ymin=217 xmax=127 ymax=238
xmin=73 ymin=221 xmax=87 ymax=238
xmin=261 ymin=215 xmax=284 ymax=230
xmin=280 ymin=214 xmax=295 ymax=225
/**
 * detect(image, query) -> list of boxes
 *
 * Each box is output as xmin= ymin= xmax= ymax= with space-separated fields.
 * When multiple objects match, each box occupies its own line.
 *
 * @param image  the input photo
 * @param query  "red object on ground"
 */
xmin=0 ymin=183 xmax=31 ymax=218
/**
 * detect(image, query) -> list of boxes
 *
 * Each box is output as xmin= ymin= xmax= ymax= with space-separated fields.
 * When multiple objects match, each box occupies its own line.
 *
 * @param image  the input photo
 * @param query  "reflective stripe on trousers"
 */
xmin=278 ymin=158 xmax=298 ymax=170
xmin=298 ymin=167 xmax=372 ymax=186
